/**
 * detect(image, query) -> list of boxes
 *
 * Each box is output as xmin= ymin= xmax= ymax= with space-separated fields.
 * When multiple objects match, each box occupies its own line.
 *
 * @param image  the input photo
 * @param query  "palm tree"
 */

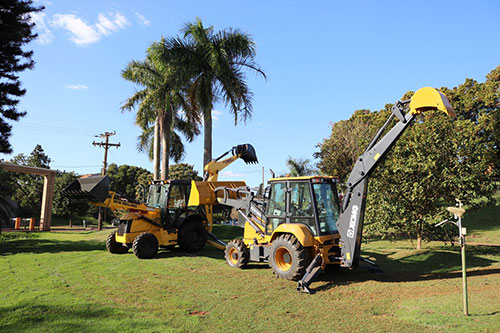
xmin=136 ymin=110 xmax=198 ymax=164
xmin=286 ymin=157 xmax=317 ymax=177
xmin=121 ymin=53 xmax=198 ymax=180
xmin=155 ymin=18 xmax=266 ymax=167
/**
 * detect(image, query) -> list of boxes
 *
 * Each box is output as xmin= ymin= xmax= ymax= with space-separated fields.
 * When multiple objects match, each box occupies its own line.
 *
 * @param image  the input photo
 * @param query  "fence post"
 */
xmin=29 ymin=218 xmax=36 ymax=231
xmin=15 ymin=217 xmax=21 ymax=230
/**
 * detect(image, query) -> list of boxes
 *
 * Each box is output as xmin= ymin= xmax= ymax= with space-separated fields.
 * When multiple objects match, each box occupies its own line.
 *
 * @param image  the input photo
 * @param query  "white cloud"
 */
xmin=135 ymin=12 xmax=150 ymax=26
xmin=51 ymin=12 xmax=129 ymax=46
xmin=219 ymin=170 xmax=246 ymax=178
xmin=96 ymin=12 xmax=128 ymax=35
xmin=30 ymin=12 xmax=54 ymax=45
xmin=51 ymin=14 xmax=100 ymax=46
xmin=65 ymin=84 xmax=89 ymax=90
xmin=212 ymin=110 xmax=223 ymax=121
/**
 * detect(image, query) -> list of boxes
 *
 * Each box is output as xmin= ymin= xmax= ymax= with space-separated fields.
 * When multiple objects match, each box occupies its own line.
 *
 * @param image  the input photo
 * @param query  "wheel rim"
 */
xmin=275 ymin=246 xmax=292 ymax=272
xmin=228 ymin=247 xmax=239 ymax=265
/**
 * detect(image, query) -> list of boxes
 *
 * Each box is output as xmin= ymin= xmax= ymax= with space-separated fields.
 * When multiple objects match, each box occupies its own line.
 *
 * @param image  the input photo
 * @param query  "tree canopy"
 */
xmin=316 ymin=68 xmax=499 ymax=247
xmin=123 ymin=18 xmax=265 ymax=176
xmin=0 ymin=0 xmax=43 ymax=153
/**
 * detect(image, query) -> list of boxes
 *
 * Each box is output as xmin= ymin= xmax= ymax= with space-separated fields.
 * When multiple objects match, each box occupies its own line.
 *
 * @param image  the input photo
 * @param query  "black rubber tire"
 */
xmin=106 ymin=231 xmax=129 ymax=254
xmin=178 ymin=219 xmax=207 ymax=252
xmin=270 ymin=234 xmax=312 ymax=281
xmin=225 ymin=239 xmax=249 ymax=268
xmin=132 ymin=232 xmax=159 ymax=259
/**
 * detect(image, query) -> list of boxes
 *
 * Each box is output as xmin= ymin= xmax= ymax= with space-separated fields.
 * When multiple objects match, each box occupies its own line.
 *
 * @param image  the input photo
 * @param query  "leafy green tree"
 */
xmin=9 ymin=144 xmax=50 ymax=217
xmin=168 ymin=163 xmax=202 ymax=180
xmin=106 ymin=163 xmax=152 ymax=201
xmin=365 ymin=112 xmax=492 ymax=249
xmin=441 ymin=66 xmax=500 ymax=178
xmin=317 ymin=85 xmax=494 ymax=248
xmin=157 ymin=18 xmax=266 ymax=167
xmin=0 ymin=166 xmax=15 ymax=228
xmin=0 ymin=0 xmax=43 ymax=153
xmin=52 ymin=171 xmax=89 ymax=218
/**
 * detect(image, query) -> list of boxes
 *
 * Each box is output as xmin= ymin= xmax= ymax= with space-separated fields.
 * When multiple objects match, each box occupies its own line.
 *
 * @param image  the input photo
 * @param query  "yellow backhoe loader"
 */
xmin=216 ymin=87 xmax=456 ymax=293
xmin=62 ymin=144 xmax=258 ymax=259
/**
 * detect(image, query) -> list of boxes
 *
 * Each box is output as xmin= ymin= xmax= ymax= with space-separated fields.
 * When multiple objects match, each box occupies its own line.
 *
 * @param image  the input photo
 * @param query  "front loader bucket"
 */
xmin=409 ymin=87 xmax=456 ymax=117
xmin=232 ymin=144 xmax=258 ymax=164
xmin=62 ymin=175 xmax=111 ymax=202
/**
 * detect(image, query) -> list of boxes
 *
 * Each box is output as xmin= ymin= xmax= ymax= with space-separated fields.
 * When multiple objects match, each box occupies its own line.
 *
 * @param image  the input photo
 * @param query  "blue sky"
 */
xmin=5 ymin=0 xmax=500 ymax=187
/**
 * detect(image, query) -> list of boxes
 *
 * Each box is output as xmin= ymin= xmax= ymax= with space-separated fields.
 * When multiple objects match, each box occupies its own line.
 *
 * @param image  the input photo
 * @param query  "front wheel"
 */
xmin=106 ymin=231 xmax=129 ymax=254
xmin=270 ymin=234 xmax=312 ymax=281
xmin=178 ymin=219 xmax=207 ymax=252
xmin=225 ymin=239 xmax=249 ymax=268
xmin=132 ymin=232 xmax=158 ymax=259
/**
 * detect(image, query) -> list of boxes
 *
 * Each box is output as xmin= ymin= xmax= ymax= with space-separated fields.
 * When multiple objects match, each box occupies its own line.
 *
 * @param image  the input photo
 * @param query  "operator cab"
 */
xmin=146 ymin=180 xmax=191 ymax=227
xmin=265 ymin=176 xmax=341 ymax=236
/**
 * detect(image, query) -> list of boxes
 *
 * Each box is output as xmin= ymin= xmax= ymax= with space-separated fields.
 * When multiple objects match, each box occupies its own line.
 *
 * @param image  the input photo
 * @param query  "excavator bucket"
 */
xmin=232 ymin=144 xmax=258 ymax=164
xmin=62 ymin=175 xmax=111 ymax=202
xmin=409 ymin=87 xmax=456 ymax=117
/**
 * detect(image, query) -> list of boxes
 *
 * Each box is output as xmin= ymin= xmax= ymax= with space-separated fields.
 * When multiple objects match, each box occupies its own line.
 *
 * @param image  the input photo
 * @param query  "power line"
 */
xmin=15 ymin=122 xmax=96 ymax=137
xmin=51 ymin=165 xmax=102 ymax=168
xmin=92 ymin=131 xmax=121 ymax=176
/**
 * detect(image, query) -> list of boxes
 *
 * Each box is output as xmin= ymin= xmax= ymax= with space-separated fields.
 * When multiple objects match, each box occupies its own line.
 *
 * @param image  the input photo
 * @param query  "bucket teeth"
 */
xmin=234 ymin=143 xmax=258 ymax=164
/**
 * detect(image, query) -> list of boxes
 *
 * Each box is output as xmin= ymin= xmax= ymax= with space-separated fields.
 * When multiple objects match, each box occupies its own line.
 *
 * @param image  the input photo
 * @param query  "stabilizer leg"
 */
xmin=296 ymin=254 xmax=323 ymax=294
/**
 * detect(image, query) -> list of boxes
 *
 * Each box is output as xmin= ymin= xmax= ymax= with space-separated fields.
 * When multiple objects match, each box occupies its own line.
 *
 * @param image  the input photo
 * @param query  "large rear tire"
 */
xmin=270 ymin=234 xmax=312 ymax=281
xmin=225 ymin=239 xmax=249 ymax=268
xmin=106 ymin=231 xmax=128 ymax=254
xmin=132 ymin=232 xmax=158 ymax=259
xmin=178 ymin=219 xmax=207 ymax=252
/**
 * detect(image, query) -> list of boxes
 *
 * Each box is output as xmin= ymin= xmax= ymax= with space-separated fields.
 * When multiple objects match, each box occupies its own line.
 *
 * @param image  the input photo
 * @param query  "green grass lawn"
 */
xmin=1 ymin=202 xmax=499 ymax=332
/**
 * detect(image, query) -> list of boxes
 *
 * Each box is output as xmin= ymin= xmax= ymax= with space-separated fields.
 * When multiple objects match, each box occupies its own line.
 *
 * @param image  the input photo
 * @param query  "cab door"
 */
xmin=164 ymin=182 xmax=190 ymax=228
xmin=265 ymin=181 xmax=287 ymax=233
xmin=288 ymin=181 xmax=317 ymax=235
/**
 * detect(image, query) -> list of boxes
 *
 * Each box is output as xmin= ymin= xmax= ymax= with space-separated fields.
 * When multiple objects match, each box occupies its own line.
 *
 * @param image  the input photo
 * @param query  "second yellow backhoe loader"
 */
xmin=216 ymin=87 xmax=456 ymax=293
xmin=62 ymin=144 xmax=258 ymax=259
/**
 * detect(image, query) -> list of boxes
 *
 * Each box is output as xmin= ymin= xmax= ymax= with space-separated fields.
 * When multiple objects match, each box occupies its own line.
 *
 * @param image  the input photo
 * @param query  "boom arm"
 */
xmin=336 ymin=88 xmax=455 ymax=268
xmin=203 ymin=144 xmax=258 ymax=181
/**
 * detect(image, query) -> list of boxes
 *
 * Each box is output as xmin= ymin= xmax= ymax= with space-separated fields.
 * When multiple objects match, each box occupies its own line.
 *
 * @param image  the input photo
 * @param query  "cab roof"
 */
xmin=268 ymin=175 xmax=339 ymax=182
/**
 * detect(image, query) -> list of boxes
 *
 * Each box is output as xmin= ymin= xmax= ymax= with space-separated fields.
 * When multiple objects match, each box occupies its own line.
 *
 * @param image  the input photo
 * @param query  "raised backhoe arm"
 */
xmin=203 ymin=144 xmax=258 ymax=182
xmin=336 ymin=87 xmax=455 ymax=269
xmin=62 ymin=175 xmax=153 ymax=214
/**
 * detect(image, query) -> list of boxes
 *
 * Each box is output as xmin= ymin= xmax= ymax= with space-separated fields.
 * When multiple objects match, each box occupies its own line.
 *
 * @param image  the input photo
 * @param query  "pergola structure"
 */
xmin=0 ymin=162 xmax=56 ymax=231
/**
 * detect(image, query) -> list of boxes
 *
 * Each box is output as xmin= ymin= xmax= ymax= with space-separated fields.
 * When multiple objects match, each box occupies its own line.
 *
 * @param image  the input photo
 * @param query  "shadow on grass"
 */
xmin=0 ymin=238 xmax=104 ymax=255
xmin=313 ymin=245 xmax=500 ymax=293
xmin=154 ymin=246 xmax=225 ymax=260
xmin=0 ymin=303 xmax=113 ymax=332
xmin=0 ymin=224 xmax=241 ymax=259
xmin=0 ymin=302 xmax=159 ymax=332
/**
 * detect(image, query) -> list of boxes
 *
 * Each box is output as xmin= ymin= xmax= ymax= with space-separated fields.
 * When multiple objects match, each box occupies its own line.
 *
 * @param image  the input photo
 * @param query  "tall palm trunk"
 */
xmin=159 ymin=110 xmax=173 ymax=180
xmin=203 ymin=108 xmax=212 ymax=168
xmin=153 ymin=117 xmax=161 ymax=180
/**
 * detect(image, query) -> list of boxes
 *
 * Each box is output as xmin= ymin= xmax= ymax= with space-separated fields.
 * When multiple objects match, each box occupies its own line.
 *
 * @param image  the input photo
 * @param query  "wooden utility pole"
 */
xmin=93 ymin=131 xmax=120 ymax=230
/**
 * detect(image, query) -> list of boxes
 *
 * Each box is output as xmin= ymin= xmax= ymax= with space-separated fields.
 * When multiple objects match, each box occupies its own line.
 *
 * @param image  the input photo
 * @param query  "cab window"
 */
xmin=266 ymin=182 xmax=286 ymax=232
xmin=313 ymin=183 xmax=340 ymax=234
xmin=168 ymin=184 xmax=188 ymax=209
xmin=147 ymin=184 xmax=168 ymax=208
xmin=289 ymin=182 xmax=316 ymax=234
